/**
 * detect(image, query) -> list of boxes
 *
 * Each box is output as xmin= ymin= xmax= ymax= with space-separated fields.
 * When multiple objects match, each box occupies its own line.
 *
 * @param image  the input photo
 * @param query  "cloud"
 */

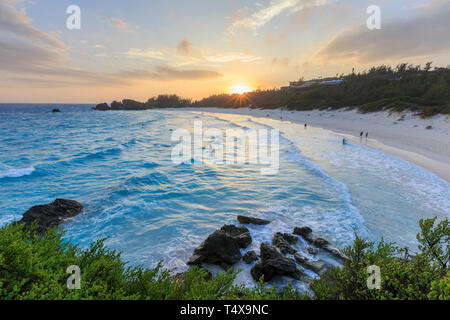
xmin=126 ymin=48 xmax=168 ymax=60
xmin=0 ymin=39 xmax=63 ymax=73
xmin=315 ymin=1 xmax=450 ymax=64
xmin=0 ymin=1 xmax=66 ymax=49
xmin=176 ymin=39 xmax=195 ymax=56
xmin=0 ymin=3 xmax=221 ymax=88
xmin=127 ymin=45 xmax=262 ymax=65
xmin=148 ymin=66 xmax=222 ymax=80
xmin=205 ymin=52 xmax=262 ymax=63
xmin=227 ymin=0 xmax=329 ymax=35
xmin=108 ymin=18 xmax=134 ymax=32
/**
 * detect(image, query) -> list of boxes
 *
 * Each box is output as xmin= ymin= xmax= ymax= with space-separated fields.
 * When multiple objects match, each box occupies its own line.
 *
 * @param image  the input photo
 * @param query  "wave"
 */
xmin=0 ymin=166 xmax=35 ymax=179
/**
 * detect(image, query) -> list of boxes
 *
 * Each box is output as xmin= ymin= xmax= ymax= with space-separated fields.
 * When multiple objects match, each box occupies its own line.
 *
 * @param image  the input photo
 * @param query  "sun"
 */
xmin=231 ymin=84 xmax=252 ymax=94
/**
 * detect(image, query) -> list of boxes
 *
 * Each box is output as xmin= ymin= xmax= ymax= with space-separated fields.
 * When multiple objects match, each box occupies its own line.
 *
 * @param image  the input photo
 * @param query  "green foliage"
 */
xmin=311 ymin=217 xmax=449 ymax=300
xmin=0 ymin=223 xmax=301 ymax=300
xmin=1 ymin=217 xmax=448 ymax=300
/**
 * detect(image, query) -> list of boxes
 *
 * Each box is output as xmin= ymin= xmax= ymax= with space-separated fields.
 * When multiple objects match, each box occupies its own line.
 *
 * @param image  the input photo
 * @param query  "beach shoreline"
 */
xmin=178 ymin=107 xmax=450 ymax=183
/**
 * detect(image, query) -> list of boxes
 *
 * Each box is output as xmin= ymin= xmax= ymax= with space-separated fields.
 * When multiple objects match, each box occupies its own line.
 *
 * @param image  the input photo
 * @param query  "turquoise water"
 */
xmin=0 ymin=104 xmax=448 ymax=288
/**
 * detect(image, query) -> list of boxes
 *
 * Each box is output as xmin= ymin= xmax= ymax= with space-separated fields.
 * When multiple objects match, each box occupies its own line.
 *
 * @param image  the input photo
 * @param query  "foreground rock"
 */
xmin=294 ymin=253 xmax=326 ymax=274
xmin=237 ymin=215 xmax=271 ymax=225
xmin=187 ymin=225 xmax=251 ymax=270
xmin=251 ymin=243 xmax=304 ymax=282
xmin=243 ymin=251 xmax=258 ymax=264
xmin=19 ymin=199 xmax=83 ymax=233
xmin=293 ymin=226 xmax=348 ymax=262
xmin=273 ymin=232 xmax=297 ymax=254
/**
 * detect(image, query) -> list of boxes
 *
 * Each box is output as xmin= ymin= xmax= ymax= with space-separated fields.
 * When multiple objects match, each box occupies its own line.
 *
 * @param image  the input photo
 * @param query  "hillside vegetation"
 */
xmin=191 ymin=63 xmax=450 ymax=117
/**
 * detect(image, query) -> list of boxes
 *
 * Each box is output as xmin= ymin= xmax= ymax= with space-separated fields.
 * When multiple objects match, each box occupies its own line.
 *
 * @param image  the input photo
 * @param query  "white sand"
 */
xmin=181 ymin=107 xmax=450 ymax=182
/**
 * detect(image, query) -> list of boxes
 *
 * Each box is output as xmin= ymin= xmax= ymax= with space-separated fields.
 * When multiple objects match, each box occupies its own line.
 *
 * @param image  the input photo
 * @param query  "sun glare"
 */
xmin=231 ymin=84 xmax=251 ymax=94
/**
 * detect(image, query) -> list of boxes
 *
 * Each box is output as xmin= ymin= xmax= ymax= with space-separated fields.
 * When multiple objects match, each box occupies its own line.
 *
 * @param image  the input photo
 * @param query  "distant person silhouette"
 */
xmin=342 ymin=138 xmax=348 ymax=145
xmin=360 ymin=131 xmax=363 ymax=138
xmin=304 ymin=123 xmax=307 ymax=129
xmin=366 ymin=132 xmax=368 ymax=138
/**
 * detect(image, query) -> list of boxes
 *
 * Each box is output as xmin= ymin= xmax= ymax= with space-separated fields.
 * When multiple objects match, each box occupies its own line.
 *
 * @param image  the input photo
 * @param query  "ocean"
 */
xmin=0 ymin=104 xmax=448 ymax=290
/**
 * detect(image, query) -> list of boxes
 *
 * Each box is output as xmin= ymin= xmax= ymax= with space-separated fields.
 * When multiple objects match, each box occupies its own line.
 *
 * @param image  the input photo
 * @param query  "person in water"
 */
xmin=343 ymin=138 xmax=348 ymax=145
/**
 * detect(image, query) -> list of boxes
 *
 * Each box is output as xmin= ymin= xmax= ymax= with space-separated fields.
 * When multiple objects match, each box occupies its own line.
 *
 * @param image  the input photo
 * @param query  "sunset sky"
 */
xmin=1 ymin=0 xmax=449 ymax=103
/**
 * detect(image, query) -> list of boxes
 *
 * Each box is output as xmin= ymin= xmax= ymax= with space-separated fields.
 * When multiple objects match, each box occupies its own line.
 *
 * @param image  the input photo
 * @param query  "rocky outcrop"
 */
xmin=19 ymin=199 xmax=83 ymax=234
xmin=93 ymin=99 xmax=150 ymax=111
xmin=293 ymin=226 xmax=313 ymax=239
xmin=294 ymin=253 xmax=326 ymax=274
xmin=187 ymin=225 xmax=251 ymax=270
xmin=250 ymin=243 xmax=304 ymax=282
xmin=280 ymin=233 xmax=298 ymax=244
xmin=237 ymin=215 xmax=271 ymax=225
xmin=273 ymin=232 xmax=297 ymax=254
xmin=110 ymin=101 xmax=123 ymax=110
xmin=93 ymin=103 xmax=110 ymax=111
xmin=52 ymin=108 xmax=61 ymax=113
xmin=293 ymin=226 xmax=348 ymax=262
xmin=243 ymin=251 xmax=258 ymax=264
xmin=121 ymin=99 xmax=147 ymax=110
xmin=220 ymin=225 xmax=252 ymax=248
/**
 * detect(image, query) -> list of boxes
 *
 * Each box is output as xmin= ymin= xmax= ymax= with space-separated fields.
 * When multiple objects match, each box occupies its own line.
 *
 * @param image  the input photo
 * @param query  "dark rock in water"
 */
xmin=293 ymin=226 xmax=312 ymax=238
xmin=220 ymin=225 xmax=252 ymax=248
xmin=260 ymin=242 xmax=281 ymax=260
xmin=110 ymin=101 xmax=123 ymax=110
xmin=243 ymin=251 xmax=258 ymax=264
xmin=293 ymin=226 xmax=328 ymax=247
xmin=93 ymin=102 xmax=110 ymax=111
xmin=273 ymin=232 xmax=297 ymax=254
xmin=19 ymin=199 xmax=83 ymax=234
xmin=121 ymin=99 xmax=146 ymax=110
xmin=52 ymin=108 xmax=61 ymax=113
xmin=237 ymin=215 xmax=270 ymax=225
xmin=294 ymin=253 xmax=326 ymax=274
xmin=187 ymin=224 xmax=251 ymax=270
xmin=322 ymin=244 xmax=349 ymax=262
xmin=281 ymin=233 xmax=298 ymax=244
xmin=307 ymin=247 xmax=318 ymax=255
xmin=250 ymin=243 xmax=304 ymax=282
xmin=313 ymin=237 xmax=329 ymax=248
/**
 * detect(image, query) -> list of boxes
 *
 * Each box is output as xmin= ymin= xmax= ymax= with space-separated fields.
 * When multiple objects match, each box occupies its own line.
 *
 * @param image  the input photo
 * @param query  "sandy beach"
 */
xmin=182 ymin=107 xmax=450 ymax=182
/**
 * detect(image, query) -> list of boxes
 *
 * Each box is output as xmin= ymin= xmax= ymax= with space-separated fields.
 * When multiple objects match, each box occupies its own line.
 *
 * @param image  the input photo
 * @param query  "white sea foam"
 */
xmin=0 ymin=166 xmax=35 ymax=179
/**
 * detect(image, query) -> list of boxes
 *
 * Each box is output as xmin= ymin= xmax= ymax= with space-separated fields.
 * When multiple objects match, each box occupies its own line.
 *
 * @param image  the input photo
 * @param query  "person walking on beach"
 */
xmin=360 ymin=131 xmax=363 ymax=138
xmin=304 ymin=123 xmax=307 ymax=129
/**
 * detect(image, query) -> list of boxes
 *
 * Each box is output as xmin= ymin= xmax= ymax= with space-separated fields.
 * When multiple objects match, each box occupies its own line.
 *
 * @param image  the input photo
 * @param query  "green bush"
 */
xmin=1 ymin=217 xmax=448 ymax=300
xmin=311 ymin=217 xmax=449 ymax=300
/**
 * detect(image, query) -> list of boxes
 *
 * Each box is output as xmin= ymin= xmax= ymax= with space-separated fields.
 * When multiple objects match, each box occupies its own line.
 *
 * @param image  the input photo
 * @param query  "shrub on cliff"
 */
xmin=310 ymin=217 xmax=449 ymax=300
